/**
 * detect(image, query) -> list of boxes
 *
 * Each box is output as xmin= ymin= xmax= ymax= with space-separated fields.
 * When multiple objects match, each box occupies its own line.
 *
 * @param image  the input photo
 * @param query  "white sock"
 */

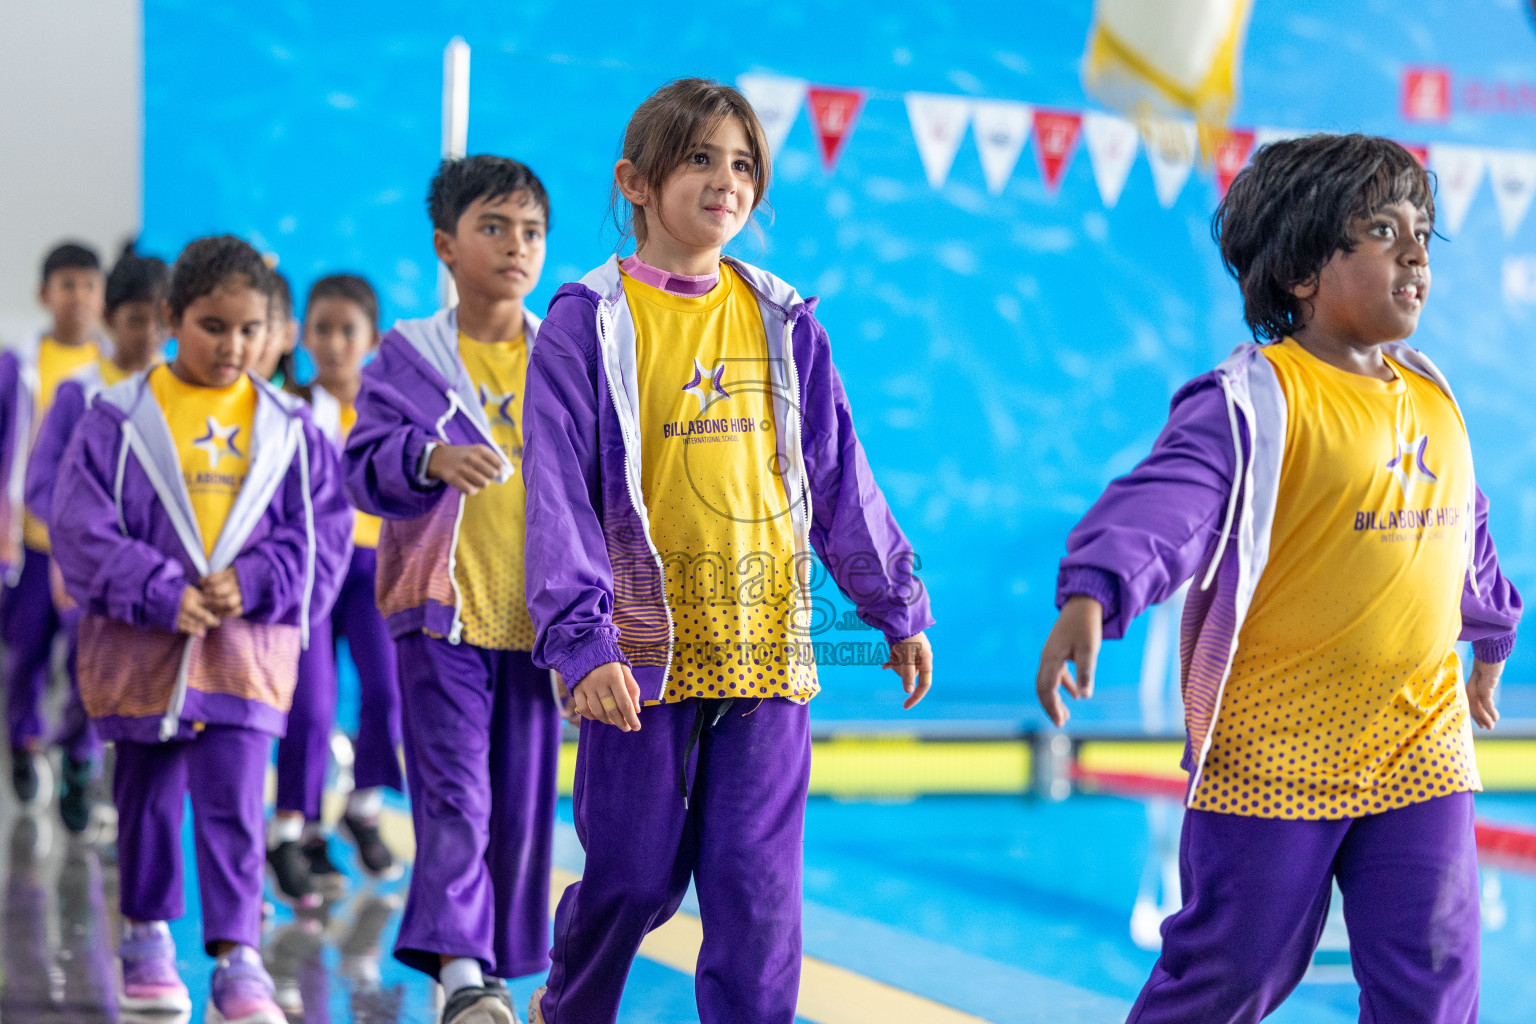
xmin=301 ymin=820 xmax=327 ymax=844
xmin=347 ymin=786 xmax=384 ymax=821
xmin=267 ymin=815 xmax=303 ymax=850
xmin=440 ymin=957 xmax=483 ymax=996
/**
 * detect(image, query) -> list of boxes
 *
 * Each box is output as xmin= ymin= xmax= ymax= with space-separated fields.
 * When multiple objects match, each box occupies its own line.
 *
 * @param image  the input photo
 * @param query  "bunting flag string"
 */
xmin=736 ymin=73 xmax=1536 ymax=236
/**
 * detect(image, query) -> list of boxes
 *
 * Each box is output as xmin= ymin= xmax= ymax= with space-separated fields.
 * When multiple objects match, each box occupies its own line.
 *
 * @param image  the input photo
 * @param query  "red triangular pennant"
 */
xmin=1032 ymin=109 xmax=1082 ymax=193
xmin=1400 ymin=142 xmax=1429 ymax=167
xmin=806 ymin=86 xmax=865 ymax=172
xmin=1213 ymin=129 xmax=1256 ymax=198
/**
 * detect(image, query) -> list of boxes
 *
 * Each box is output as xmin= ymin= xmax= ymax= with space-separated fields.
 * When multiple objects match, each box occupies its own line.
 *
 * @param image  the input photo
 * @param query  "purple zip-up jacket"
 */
xmin=50 ymin=369 xmax=354 ymax=743
xmin=342 ymin=306 xmax=538 ymax=644
xmin=522 ymin=255 xmax=934 ymax=701
xmin=26 ymin=362 xmax=114 ymax=531
xmin=1057 ymin=341 xmax=1522 ymax=799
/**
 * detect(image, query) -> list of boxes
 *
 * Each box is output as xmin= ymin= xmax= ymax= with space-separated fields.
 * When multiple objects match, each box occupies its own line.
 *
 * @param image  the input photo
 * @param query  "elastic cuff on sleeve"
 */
xmin=1473 ymin=632 xmax=1516 ymax=665
xmin=1057 ymin=567 xmax=1121 ymax=622
xmin=232 ymin=554 xmax=273 ymax=618
xmin=554 ymin=632 xmax=629 ymax=690
xmin=144 ymin=576 xmax=186 ymax=632
xmin=403 ymin=433 xmax=440 ymax=492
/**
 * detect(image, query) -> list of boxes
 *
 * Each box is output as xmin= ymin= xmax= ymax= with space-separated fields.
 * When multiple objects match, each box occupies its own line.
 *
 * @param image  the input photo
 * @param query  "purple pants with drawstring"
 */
xmin=1128 ymin=791 xmax=1481 ymax=1024
xmin=275 ymin=547 xmax=402 ymax=820
xmin=113 ymin=725 xmax=272 ymax=953
xmin=2 ymin=547 xmax=99 ymax=761
xmin=392 ymin=634 xmax=560 ymax=980
xmin=541 ymin=697 xmax=812 ymax=1024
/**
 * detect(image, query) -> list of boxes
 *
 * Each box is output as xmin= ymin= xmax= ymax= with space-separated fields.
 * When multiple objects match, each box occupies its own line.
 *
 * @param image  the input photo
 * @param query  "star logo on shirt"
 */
xmin=192 ymin=417 xmax=242 ymax=469
xmin=478 ymin=384 xmax=517 ymax=429
xmin=682 ymin=358 xmax=731 ymax=415
xmin=1386 ymin=433 xmax=1438 ymax=491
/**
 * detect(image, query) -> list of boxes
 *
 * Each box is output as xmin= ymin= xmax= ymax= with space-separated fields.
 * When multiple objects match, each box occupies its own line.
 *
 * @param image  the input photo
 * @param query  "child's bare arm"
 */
xmin=883 ymin=632 xmax=933 ymax=710
xmin=1036 ymin=596 xmax=1104 ymax=727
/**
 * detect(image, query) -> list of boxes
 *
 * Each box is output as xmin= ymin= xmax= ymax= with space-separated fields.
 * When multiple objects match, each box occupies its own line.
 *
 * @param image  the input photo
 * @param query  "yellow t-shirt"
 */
xmin=1192 ymin=339 xmax=1478 ymax=819
xmin=629 ymin=265 xmax=818 ymax=704
xmin=23 ymin=337 xmax=101 ymax=551
xmin=452 ymin=331 xmax=535 ymax=651
xmin=98 ymin=357 xmax=134 ymax=388
xmin=338 ymin=402 xmax=383 ymax=550
xmin=147 ymin=366 xmax=256 ymax=559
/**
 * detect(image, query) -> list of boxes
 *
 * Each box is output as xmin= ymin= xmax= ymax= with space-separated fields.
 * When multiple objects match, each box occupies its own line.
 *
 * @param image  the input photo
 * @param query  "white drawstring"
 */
xmin=297 ymin=422 xmax=315 ymax=650
xmin=1201 ymin=380 xmax=1244 ymax=592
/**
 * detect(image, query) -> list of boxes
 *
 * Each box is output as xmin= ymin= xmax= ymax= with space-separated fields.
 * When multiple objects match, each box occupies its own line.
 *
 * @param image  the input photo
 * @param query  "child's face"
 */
xmin=39 ymin=267 xmax=105 ymax=337
xmin=1302 ymin=200 xmax=1431 ymax=345
xmin=304 ymin=297 xmax=374 ymax=387
xmin=433 ymin=190 xmax=547 ymax=309
xmin=250 ymin=309 xmax=297 ymax=379
xmin=105 ymin=300 xmax=167 ymax=368
xmin=647 ymin=117 xmax=757 ymax=256
xmin=168 ymin=282 xmax=268 ymax=388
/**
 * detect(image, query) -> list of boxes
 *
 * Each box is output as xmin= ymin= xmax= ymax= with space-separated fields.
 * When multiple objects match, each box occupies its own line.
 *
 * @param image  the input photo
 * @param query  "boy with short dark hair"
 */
xmin=1038 ymin=134 xmax=1522 ymax=1023
xmin=344 ymin=154 xmax=560 ymax=1024
xmin=1 ymin=240 xmax=108 ymax=807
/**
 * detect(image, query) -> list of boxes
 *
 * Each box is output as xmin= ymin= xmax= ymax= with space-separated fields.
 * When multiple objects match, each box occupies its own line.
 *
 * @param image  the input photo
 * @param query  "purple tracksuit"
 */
xmin=1058 ymin=342 xmax=1521 ymax=1023
xmin=3 ymin=344 xmax=113 ymax=760
xmin=51 ymin=369 xmax=352 ymax=951
xmin=19 ymin=367 xmax=122 ymax=764
xmin=276 ymin=384 xmax=402 ymax=820
xmin=343 ymin=307 xmax=562 ymax=980
xmin=524 ymin=257 xmax=934 ymax=1023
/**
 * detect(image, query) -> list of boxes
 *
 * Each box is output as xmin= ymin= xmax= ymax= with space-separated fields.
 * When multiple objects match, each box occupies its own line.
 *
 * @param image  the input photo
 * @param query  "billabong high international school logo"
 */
xmin=478 ymin=383 xmax=517 ymax=428
xmin=1387 ymin=433 xmax=1438 ymax=491
xmin=192 ymin=417 xmax=242 ymax=469
xmin=683 ymin=357 xmax=731 ymax=414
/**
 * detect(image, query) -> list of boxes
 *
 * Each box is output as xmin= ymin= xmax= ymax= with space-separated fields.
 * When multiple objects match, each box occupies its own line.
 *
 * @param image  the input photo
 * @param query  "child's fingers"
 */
xmin=902 ymin=663 xmax=932 ymax=710
xmin=1034 ymin=658 xmax=1068 ymax=727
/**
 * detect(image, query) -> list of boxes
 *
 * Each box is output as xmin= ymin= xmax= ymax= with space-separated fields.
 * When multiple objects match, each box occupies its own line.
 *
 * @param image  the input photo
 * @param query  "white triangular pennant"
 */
xmin=1485 ymin=150 xmax=1536 ymax=238
xmin=905 ymin=93 xmax=972 ymax=189
xmin=737 ymin=73 xmax=807 ymax=156
xmin=971 ymin=100 xmax=1032 ymax=195
xmin=1429 ymin=144 xmax=1487 ymax=235
xmin=1143 ymin=118 xmax=1198 ymax=209
xmin=1082 ymin=112 xmax=1140 ymax=208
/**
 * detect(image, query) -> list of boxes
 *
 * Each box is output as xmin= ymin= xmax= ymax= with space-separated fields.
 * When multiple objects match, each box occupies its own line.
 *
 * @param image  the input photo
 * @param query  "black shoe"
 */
xmin=11 ymin=747 xmax=38 ymax=805
xmin=341 ymin=813 xmax=400 ymax=879
xmin=302 ymin=835 xmax=348 ymax=898
xmin=441 ymin=984 xmax=516 ymax=1024
xmin=58 ymin=755 xmax=94 ymax=833
xmin=266 ymin=840 xmax=316 ymax=905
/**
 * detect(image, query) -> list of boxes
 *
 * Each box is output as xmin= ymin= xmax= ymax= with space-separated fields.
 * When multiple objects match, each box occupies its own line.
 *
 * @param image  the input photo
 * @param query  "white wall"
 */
xmin=0 ymin=0 xmax=141 ymax=343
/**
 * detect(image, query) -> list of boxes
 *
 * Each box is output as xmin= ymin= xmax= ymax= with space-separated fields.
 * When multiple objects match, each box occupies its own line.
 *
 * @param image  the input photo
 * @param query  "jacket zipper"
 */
xmin=597 ymin=301 xmax=675 ymax=684
xmin=435 ymin=391 xmax=470 ymax=644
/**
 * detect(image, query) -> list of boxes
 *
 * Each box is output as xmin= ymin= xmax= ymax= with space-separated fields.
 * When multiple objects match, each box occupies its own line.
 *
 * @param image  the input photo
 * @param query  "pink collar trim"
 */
xmin=620 ymin=254 xmax=719 ymax=297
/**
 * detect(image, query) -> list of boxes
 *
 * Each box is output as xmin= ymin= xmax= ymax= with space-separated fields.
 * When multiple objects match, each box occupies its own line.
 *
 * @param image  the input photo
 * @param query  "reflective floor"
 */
xmin=5 ymin=766 xmax=1536 ymax=1022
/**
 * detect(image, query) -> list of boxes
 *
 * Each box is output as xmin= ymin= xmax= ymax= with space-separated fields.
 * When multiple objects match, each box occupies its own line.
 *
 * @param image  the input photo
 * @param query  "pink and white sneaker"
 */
xmin=205 ymin=944 xmax=285 ymax=1024
xmin=118 ymin=921 xmax=192 ymax=1014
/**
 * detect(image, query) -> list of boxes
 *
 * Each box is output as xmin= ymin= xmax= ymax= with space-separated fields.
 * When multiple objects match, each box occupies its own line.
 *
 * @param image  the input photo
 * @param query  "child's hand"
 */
xmin=553 ymin=670 xmax=580 ymax=725
xmin=571 ymin=662 xmax=642 ymax=732
xmin=200 ymin=568 xmax=244 ymax=618
xmin=1467 ymin=659 xmax=1503 ymax=730
xmin=177 ymin=586 xmax=221 ymax=636
xmin=884 ymin=632 xmax=933 ymax=710
xmin=426 ymin=444 xmax=504 ymax=495
xmin=1036 ymin=595 xmax=1103 ymax=727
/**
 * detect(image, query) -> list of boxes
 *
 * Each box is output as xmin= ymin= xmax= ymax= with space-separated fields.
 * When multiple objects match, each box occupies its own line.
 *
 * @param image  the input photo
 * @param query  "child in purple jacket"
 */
xmin=1038 ymin=135 xmax=1522 ymax=1024
xmin=523 ymin=78 xmax=935 ymax=1024
xmin=24 ymin=241 xmax=169 ymax=834
xmin=343 ymin=156 xmax=561 ymax=1024
xmin=51 ymin=236 xmax=352 ymax=1024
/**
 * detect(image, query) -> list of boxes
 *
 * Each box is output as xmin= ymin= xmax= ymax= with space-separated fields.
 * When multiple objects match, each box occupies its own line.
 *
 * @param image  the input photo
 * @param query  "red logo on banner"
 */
xmin=806 ymin=86 xmax=865 ymax=171
xmin=1032 ymin=109 xmax=1082 ymax=193
xmin=1403 ymin=68 xmax=1451 ymax=122
xmin=1213 ymin=129 xmax=1256 ymax=197
xmin=1400 ymin=142 xmax=1429 ymax=167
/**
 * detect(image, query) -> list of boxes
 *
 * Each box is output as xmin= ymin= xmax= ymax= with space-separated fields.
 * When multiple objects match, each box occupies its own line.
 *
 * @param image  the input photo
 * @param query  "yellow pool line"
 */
xmin=353 ymin=796 xmax=994 ymax=1023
